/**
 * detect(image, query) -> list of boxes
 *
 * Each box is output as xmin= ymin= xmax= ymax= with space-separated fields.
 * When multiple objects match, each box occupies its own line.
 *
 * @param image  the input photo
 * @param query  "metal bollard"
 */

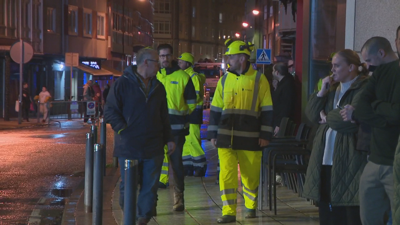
xmin=124 ymin=159 xmax=139 ymax=224
xmin=93 ymin=144 xmax=103 ymax=225
xmin=84 ymin=133 xmax=94 ymax=213
xmin=100 ymin=118 xmax=107 ymax=175
xmin=91 ymin=125 xmax=97 ymax=145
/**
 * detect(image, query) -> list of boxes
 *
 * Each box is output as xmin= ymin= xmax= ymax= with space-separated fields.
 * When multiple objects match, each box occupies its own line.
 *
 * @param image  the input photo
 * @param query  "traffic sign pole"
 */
xmin=18 ymin=0 xmax=23 ymax=125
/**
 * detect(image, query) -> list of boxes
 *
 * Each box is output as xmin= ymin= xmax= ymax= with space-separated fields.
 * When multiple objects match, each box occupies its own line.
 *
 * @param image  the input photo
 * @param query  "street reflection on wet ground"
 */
xmin=0 ymin=120 xmax=114 ymax=224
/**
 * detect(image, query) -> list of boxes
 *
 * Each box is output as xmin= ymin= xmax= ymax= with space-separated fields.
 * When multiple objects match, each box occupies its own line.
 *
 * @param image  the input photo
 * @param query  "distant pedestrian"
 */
xmin=104 ymin=48 xmax=175 ymax=225
xmin=178 ymin=52 xmax=207 ymax=177
xmin=83 ymin=80 xmax=94 ymax=124
xmin=271 ymin=62 xmax=295 ymax=135
xmin=22 ymin=82 xmax=31 ymax=122
xmin=103 ymin=84 xmax=110 ymax=103
xmin=92 ymin=82 xmax=102 ymax=117
xmin=38 ymin=86 xmax=51 ymax=123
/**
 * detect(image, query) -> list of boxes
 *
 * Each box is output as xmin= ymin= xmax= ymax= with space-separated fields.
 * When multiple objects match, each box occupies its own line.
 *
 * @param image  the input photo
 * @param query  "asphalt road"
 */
xmin=0 ymin=121 xmax=115 ymax=224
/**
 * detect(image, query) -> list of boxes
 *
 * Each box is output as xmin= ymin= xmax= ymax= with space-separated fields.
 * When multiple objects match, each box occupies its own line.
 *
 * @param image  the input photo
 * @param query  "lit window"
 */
xmin=154 ymin=21 xmax=171 ymax=34
xmin=5 ymin=0 xmax=17 ymax=37
xmin=192 ymin=7 xmax=196 ymax=18
xmin=270 ymin=6 xmax=273 ymax=17
xmin=219 ymin=13 xmax=223 ymax=23
xmin=68 ymin=6 xmax=78 ymax=35
xmin=97 ymin=13 xmax=105 ymax=39
xmin=154 ymin=0 xmax=171 ymax=14
xmin=84 ymin=9 xmax=92 ymax=37
xmin=264 ymin=5 xmax=268 ymax=20
xmin=46 ymin=7 xmax=56 ymax=33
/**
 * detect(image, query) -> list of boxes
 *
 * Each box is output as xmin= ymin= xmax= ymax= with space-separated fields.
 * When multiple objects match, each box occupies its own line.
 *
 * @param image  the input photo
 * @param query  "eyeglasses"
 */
xmin=147 ymin=59 xmax=159 ymax=63
xmin=159 ymin=54 xmax=172 ymax=58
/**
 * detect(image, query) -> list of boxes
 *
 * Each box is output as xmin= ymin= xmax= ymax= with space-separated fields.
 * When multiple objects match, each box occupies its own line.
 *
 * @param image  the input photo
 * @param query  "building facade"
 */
xmin=245 ymin=0 xmax=400 ymax=124
xmin=153 ymin=0 xmax=246 ymax=62
xmin=0 ymin=0 xmax=154 ymax=120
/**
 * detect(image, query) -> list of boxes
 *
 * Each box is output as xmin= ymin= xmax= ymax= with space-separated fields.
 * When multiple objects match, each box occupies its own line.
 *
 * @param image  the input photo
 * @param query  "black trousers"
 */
xmin=22 ymin=105 xmax=30 ymax=121
xmin=319 ymin=165 xmax=362 ymax=225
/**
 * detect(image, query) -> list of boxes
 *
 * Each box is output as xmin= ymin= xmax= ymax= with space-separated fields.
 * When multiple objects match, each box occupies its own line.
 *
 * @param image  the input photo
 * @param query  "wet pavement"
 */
xmin=0 ymin=119 xmax=115 ymax=224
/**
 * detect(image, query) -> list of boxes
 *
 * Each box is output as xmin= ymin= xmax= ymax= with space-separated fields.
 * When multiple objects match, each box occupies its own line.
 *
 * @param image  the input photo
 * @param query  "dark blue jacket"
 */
xmin=104 ymin=66 xmax=173 ymax=159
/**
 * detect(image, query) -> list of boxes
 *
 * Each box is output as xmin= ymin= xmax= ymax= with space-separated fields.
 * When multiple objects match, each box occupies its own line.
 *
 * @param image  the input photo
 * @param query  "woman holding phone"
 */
xmin=302 ymin=49 xmax=369 ymax=225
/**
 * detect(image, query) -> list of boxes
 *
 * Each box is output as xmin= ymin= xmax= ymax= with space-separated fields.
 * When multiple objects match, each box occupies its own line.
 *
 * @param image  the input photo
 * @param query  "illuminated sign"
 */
xmin=80 ymin=60 xmax=101 ymax=70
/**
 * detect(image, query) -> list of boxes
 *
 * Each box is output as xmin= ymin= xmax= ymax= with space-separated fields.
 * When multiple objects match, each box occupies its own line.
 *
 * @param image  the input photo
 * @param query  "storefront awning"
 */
xmin=77 ymin=64 xmax=112 ymax=76
xmin=102 ymin=65 xmax=123 ymax=77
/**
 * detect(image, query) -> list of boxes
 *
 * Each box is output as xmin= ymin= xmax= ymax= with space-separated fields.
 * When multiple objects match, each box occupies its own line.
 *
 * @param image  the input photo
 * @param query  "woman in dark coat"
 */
xmin=302 ymin=49 xmax=369 ymax=225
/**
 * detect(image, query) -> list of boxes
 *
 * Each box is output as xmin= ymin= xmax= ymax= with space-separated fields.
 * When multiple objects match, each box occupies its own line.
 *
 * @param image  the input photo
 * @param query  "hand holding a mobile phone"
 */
xmin=317 ymin=75 xmax=334 ymax=97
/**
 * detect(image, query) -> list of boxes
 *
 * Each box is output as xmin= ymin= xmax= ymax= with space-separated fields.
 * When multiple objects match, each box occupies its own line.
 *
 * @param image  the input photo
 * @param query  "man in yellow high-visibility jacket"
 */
xmin=207 ymin=39 xmax=273 ymax=223
xmin=156 ymin=44 xmax=197 ymax=212
xmin=177 ymin=52 xmax=207 ymax=177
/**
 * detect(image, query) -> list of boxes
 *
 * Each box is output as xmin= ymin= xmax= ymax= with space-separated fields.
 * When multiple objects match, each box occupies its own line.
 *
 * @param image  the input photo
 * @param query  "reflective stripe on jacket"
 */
xmin=207 ymin=65 xmax=273 ymax=151
xmin=185 ymin=67 xmax=206 ymax=124
xmin=157 ymin=66 xmax=197 ymax=136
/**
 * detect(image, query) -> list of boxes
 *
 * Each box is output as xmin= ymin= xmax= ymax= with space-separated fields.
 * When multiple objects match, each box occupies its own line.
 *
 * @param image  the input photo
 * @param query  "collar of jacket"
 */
xmin=329 ymin=73 xmax=369 ymax=91
xmin=123 ymin=65 xmax=157 ymax=85
xmin=227 ymin=62 xmax=251 ymax=76
xmin=159 ymin=65 xmax=181 ymax=75
xmin=184 ymin=66 xmax=196 ymax=76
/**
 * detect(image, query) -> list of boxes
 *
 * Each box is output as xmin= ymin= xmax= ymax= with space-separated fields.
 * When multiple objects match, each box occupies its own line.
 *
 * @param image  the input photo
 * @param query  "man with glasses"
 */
xmin=104 ymin=48 xmax=175 ymax=225
xmin=156 ymin=43 xmax=197 ymax=212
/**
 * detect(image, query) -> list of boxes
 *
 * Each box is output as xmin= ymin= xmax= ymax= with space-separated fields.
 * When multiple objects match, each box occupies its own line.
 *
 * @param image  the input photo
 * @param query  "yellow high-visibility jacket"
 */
xmin=184 ymin=67 xmax=206 ymax=124
xmin=207 ymin=64 xmax=273 ymax=150
xmin=157 ymin=66 xmax=197 ymax=136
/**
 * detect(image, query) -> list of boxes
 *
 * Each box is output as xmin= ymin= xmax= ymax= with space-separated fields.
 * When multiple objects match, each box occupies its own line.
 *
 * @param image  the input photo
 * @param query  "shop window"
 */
xmin=46 ymin=7 xmax=56 ymax=33
xmin=83 ymin=9 xmax=92 ymax=37
xmin=97 ymin=13 xmax=105 ymax=39
xmin=68 ymin=5 xmax=78 ymax=35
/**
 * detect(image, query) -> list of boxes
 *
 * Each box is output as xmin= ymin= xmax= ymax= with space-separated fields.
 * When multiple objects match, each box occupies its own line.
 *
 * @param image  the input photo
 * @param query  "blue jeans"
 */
xmin=118 ymin=154 xmax=164 ymax=219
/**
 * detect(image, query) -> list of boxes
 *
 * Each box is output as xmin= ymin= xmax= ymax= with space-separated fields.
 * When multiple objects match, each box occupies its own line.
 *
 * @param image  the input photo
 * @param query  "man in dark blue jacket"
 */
xmin=104 ymin=48 xmax=175 ymax=225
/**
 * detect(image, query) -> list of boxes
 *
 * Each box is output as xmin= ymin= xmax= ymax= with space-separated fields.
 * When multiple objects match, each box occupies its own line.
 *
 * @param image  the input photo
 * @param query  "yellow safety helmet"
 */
xmin=178 ymin=52 xmax=194 ymax=65
xmin=224 ymin=39 xmax=254 ymax=56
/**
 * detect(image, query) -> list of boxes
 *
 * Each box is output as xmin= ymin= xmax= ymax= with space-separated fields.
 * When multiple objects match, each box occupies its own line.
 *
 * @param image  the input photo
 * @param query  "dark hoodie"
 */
xmin=104 ymin=66 xmax=173 ymax=159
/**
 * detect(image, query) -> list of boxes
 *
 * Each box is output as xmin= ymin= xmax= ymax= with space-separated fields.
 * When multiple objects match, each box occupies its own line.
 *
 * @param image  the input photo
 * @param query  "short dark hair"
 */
xmin=273 ymin=62 xmax=289 ymax=76
xmin=157 ymin=43 xmax=173 ymax=54
xmin=361 ymin=36 xmax=393 ymax=55
xmin=397 ymin=26 xmax=400 ymax=39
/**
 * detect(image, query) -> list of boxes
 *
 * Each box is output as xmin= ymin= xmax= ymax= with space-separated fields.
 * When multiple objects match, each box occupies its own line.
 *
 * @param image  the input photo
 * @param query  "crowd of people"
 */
xmin=101 ymin=25 xmax=400 ymax=225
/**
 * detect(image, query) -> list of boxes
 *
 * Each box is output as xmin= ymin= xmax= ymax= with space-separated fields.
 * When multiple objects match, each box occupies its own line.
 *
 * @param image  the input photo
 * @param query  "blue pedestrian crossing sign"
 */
xmin=256 ymin=49 xmax=272 ymax=64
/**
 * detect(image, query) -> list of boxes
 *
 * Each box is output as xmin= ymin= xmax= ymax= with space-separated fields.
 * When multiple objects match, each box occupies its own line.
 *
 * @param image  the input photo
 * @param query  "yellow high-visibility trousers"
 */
xmin=159 ymin=146 xmax=169 ymax=185
xmin=219 ymin=148 xmax=262 ymax=216
xmin=183 ymin=124 xmax=206 ymax=170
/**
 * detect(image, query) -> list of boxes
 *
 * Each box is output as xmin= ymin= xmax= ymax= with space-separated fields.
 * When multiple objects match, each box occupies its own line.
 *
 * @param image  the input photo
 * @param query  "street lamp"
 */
xmin=235 ymin=32 xmax=240 ymax=38
xmin=242 ymin=22 xmax=249 ymax=28
xmin=252 ymin=9 xmax=260 ymax=15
